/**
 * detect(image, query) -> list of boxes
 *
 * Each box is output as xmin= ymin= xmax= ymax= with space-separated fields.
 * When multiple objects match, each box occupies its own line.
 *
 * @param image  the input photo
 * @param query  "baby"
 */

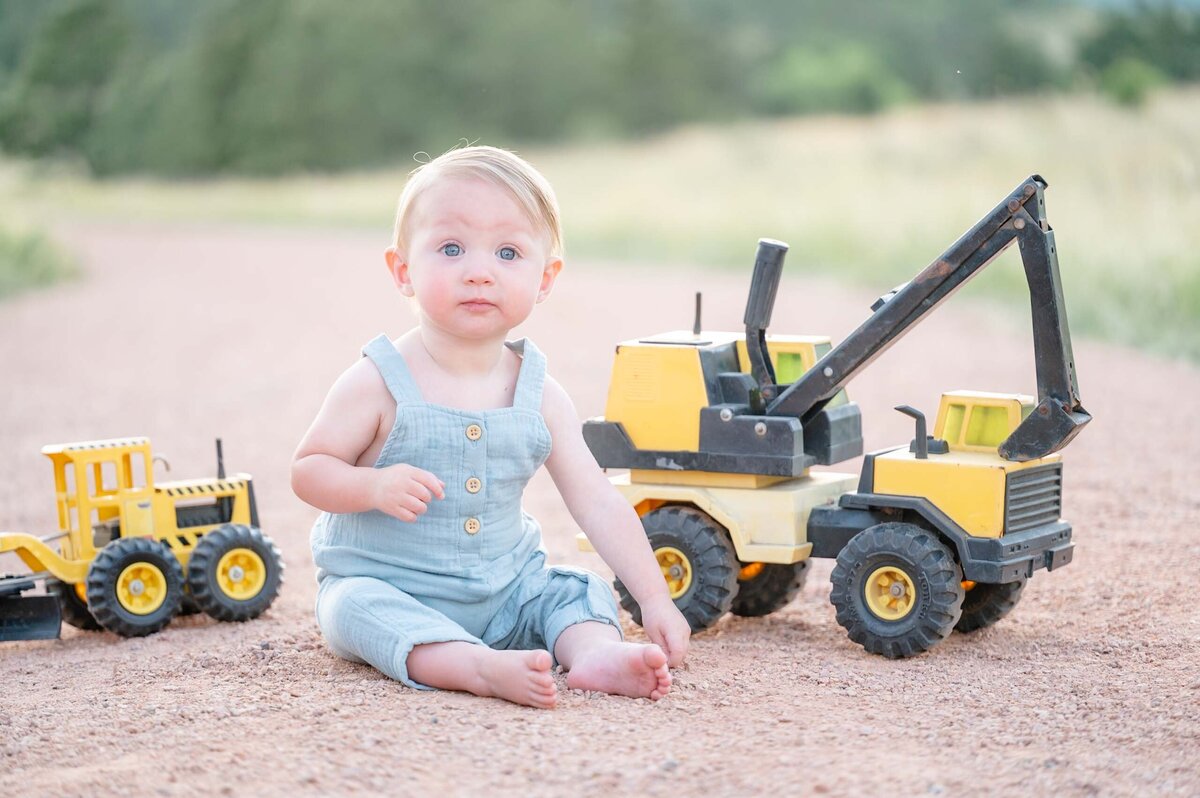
xmin=292 ymin=146 xmax=691 ymax=708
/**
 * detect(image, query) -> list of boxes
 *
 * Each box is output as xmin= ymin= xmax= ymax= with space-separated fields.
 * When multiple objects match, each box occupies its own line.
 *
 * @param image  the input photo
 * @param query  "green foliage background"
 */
xmin=0 ymin=0 xmax=1198 ymax=361
xmin=0 ymin=225 xmax=74 ymax=299
xmin=2 ymin=0 xmax=1197 ymax=177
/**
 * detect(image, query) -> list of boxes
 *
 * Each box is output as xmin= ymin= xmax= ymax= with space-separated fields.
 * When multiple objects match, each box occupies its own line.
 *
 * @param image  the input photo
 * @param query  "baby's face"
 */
xmin=388 ymin=176 xmax=561 ymax=342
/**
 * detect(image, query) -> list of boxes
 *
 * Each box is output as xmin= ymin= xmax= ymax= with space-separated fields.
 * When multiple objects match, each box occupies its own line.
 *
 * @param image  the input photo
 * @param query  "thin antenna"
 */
xmin=216 ymin=438 xmax=225 ymax=479
xmin=693 ymin=292 xmax=702 ymax=335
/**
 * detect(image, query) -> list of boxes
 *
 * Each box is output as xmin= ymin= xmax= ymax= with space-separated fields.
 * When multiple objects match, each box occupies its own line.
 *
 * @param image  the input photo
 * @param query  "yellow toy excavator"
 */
xmin=581 ymin=175 xmax=1089 ymax=658
xmin=0 ymin=438 xmax=283 ymax=641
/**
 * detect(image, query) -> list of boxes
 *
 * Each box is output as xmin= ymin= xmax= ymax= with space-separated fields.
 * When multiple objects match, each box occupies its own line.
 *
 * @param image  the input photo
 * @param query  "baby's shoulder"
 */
xmin=537 ymin=372 xmax=576 ymax=429
xmin=539 ymin=371 xmax=568 ymax=403
xmin=327 ymin=353 xmax=394 ymax=411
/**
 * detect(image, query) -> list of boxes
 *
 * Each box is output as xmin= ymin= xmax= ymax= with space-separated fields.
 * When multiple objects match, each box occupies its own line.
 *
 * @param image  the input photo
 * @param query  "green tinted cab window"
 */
xmin=965 ymin=405 xmax=1010 ymax=447
xmin=775 ymin=352 xmax=805 ymax=383
xmin=773 ymin=350 xmax=848 ymax=407
xmin=943 ymin=404 xmax=966 ymax=443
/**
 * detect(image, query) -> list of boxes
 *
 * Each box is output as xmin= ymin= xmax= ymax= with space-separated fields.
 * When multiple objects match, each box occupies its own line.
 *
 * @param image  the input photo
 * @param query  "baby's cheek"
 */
xmin=413 ymin=278 xmax=456 ymax=313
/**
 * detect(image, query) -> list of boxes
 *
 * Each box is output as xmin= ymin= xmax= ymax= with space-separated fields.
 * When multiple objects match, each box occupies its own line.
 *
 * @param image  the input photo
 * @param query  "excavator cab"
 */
xmin=587 ymin=330 xmax=862 ymax=479
xmin=934 ymin=391 xmax=1035 ymax=452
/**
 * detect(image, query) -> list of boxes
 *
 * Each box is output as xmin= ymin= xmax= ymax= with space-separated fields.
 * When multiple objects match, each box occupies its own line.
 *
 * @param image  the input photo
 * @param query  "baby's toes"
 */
xmin=651 ymin=668 xmax=672 ymax=699
xmin=530 ymin=650 xmax=553 ymax=672
xmin=532 ymin=680 xmax=558 ymax=707
xmin=641 ymin=645 xmax=668 ymax=671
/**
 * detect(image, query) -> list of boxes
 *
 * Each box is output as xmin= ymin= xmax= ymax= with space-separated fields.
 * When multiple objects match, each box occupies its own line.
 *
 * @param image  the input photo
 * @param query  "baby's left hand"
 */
xmin=639 ymin=594 xmax=691 ymax=667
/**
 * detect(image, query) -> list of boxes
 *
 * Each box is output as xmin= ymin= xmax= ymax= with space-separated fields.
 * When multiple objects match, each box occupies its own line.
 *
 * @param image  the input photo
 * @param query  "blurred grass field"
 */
xmin=2 ymin=88 xmax=1198 ymax=360
xmin=0 ymin=223 xmax=74 ymax=298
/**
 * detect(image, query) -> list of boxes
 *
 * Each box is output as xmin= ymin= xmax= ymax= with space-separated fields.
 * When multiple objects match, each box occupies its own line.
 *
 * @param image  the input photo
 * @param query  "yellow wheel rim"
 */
xmin=738 ymin=562 xmax=766 ymax=581
xmin=962 ymin=580 xmax=976 ymax=591
xmin=216 ymin=547 xmax=267 ymax=601
xmin=116 ymin=562 xmax=168 ymax=615
xmin=75 ymin=582 xmax=88 ymax=604
xmin=656 ymin=546 xmax=693 ymax=599
xmin=864 ymin=565 xmax=917 ymax=621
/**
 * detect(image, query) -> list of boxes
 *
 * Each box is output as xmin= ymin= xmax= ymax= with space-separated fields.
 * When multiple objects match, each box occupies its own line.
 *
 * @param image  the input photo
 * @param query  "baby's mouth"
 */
xmin=461 ymin=299 xmax=497 ymax=311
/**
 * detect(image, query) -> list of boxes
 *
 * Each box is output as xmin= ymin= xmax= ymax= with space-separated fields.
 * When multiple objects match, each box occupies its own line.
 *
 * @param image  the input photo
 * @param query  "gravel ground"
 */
xmin=1 ymin=222 xmax=1198 ymax=796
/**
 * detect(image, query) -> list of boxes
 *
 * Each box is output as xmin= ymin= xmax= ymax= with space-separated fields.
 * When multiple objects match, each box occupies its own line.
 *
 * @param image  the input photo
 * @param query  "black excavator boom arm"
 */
xmin=762 ymin=175 xmax=1089 ymax=461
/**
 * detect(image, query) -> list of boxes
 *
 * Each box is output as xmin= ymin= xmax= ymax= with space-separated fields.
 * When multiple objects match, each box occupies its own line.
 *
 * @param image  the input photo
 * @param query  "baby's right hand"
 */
xmin=370 ymin=464 xmax=445 ymax=521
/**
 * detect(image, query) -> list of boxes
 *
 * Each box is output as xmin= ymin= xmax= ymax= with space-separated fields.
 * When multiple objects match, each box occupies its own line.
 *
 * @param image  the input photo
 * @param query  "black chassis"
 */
xmin=807 ymin=494 xmax=1074 ymax=584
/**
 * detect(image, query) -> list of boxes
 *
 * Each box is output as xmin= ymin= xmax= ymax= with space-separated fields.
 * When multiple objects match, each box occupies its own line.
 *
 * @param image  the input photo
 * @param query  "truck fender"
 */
xmin=808 ymin=493 xmax=973 ymax=572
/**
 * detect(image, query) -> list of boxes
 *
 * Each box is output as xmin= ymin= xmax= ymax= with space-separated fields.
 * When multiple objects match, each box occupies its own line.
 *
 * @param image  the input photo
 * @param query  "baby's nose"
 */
xmin=463 ymin=259 xmax=495 ymax=283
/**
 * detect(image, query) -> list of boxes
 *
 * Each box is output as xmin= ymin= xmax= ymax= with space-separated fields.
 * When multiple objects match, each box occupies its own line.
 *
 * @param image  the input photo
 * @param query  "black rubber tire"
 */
xmin=178 ymin=590 xmax=202 ymax=616
xmin=730 ymin=561 xmax=809 ymax=617
xmin=955 ymin=579 xmax=1026 ymax=633
xmin=829 ymin=522 xmax=964 ymax=659
xmin=614 ymin=506 xmax=739 ymax=633
xmin=86 ymin=538 xmax=185 ymax=637
xmin=186 ymin=524 xmax=284 ymax=622
xmin=47 ymin=578 xmax=101 ymax=631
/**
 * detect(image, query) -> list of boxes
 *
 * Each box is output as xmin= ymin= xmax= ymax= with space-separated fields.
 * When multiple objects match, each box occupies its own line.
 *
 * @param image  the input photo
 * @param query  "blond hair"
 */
xmin=391 ymin=145 xmax=563 ymax=258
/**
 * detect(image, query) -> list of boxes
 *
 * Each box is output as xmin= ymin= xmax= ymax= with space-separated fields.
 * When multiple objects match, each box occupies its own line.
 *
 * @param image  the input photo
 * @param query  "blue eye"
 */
xmin=441 ymin=243 xmax=462 ymax=257
xmin=498 ymin=246 xmax=518 ymax=261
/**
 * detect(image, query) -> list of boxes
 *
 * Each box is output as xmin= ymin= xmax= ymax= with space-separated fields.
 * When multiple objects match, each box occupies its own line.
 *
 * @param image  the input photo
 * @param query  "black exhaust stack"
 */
xmin=743 ymin=238 xmax=788 ymax=413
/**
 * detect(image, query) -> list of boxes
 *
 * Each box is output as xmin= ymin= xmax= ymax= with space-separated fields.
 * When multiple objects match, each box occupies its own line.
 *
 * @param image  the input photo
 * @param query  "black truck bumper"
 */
xmin=963 ymin=521 xmax=1073 ymax=583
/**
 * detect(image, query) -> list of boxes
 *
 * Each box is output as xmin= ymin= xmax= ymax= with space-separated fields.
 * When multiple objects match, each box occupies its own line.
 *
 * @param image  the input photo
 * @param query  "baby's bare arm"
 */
xmin=541 ymin=377 xmax=690 ymax=664
xmin=291 ymin=359 xmax=444 ymax=518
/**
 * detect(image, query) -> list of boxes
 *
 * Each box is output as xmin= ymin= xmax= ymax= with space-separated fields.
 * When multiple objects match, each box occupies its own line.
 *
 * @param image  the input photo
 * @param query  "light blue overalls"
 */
xmin=311 ymin=335 xmax=621 ymax=689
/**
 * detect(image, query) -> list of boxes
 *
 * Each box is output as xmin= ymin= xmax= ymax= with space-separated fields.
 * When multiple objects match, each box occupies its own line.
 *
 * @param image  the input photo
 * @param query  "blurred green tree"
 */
xmin=1099 ymin=56 xmax=1168 ymax=107
xmin=1079 ymin=4 xmax=1200 ymax=83
xmin=0 ymin=0 xmax=131 ymax=157
xmin=3 ymin=0 xmax=1194 ymax=177
xmin=755 ymin=43 xmax=912 ymax=115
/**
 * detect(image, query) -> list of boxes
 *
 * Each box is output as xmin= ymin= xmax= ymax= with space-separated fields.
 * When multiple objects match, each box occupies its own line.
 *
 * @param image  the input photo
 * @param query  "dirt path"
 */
xmin=2 ymin=222 xmax=1197 ymax=796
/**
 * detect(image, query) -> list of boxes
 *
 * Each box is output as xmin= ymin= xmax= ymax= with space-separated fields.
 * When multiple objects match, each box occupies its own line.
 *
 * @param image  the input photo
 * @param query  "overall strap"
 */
xmin=507 ymin=338 xmax=546 ymax=411
xmin=361 ymin=334 xmax=423 ymax=404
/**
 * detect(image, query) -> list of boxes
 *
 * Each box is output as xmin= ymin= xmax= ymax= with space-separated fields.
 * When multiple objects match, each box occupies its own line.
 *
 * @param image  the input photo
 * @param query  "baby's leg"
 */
xmin=316 ymin=576 xmax=556 ymax=708
xmin=555 ymin=621 xmax=672 ymax=701
xmin=496 ymin=565 xmax=670 ymax=700
xmin=408 ymin=643 xmax=557 ymax=709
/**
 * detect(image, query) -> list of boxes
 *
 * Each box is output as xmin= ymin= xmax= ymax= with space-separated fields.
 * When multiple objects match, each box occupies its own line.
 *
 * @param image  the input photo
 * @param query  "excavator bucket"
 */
xmin=0 ymin=585 xmax=62 ymax=641
xmin=1000 ymin=398 xmax=1091 ymax=462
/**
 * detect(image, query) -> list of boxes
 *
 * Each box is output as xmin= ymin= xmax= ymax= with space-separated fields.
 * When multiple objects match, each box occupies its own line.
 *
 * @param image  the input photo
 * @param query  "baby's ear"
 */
xmin=536 ymin=256 xmax=563 ymax=303
xmin=385 ymin=247 xmax=415 ymax=296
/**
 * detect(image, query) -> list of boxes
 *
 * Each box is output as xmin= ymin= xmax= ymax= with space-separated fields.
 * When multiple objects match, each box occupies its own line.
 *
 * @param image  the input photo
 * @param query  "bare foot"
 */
xmin=565 ymin=641 xmax=672 ymax=700
xmin=476 ymin=649 xmax=558 ymax=709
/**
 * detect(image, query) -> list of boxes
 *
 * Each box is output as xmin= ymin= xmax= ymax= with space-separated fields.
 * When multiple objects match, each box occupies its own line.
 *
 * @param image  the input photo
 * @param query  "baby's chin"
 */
xmin=426 ymin=317 xmax=522 ymax=343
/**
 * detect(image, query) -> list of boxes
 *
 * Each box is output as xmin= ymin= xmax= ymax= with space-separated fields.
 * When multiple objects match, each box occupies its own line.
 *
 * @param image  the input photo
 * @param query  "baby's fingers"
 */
xmin=388 ymin=493 xmax=429 ymax=522
xmin=407 ymin=480 xmax=433 ymax=503
xmin=648 ymin=618 xmax=688 ymax=667
xmin=409 ymin=468 xmax=446 ymax=500
xmin=665 ymin=626 xmax=689 ymax=667
xmin=388 ymin=506 xmax=419 ymax=523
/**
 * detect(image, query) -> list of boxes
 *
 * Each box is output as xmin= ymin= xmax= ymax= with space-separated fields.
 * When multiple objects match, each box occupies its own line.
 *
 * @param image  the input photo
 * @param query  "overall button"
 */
xmin=465 ymin=477 xmax=482 ymax=494
xmin=464 ymin=517 xmax=481 ymax=535
xmin=465 ymin=424 xmax=483 ymax=441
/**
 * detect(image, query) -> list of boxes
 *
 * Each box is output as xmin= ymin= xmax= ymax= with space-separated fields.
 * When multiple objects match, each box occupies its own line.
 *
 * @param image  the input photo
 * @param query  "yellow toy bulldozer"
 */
xmin=581 ymin=175 xmax=1089 ymax=658
xmin=0 ymin=438 xmax=283 ymax=641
